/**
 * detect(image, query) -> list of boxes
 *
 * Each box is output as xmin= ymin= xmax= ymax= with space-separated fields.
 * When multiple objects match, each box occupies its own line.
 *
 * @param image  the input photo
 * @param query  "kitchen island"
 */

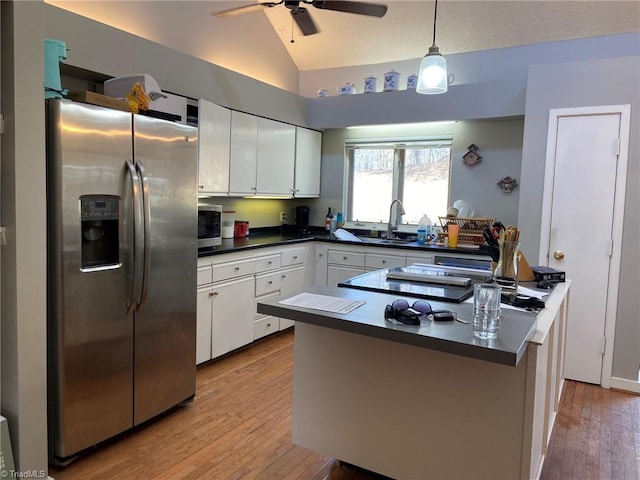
xmin=257 ymin=282 xmax=570 ymax=479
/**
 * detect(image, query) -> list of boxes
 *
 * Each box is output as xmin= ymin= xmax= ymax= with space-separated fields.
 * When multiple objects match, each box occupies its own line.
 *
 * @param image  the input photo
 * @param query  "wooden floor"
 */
xmin=540 ymin=377 xmax=640 ymax=480
xmin=50 ymin=329 xmax=640 ymax=480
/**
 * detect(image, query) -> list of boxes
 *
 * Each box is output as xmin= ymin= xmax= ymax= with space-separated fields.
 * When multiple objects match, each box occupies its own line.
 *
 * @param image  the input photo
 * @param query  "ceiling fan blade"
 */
xmin=291 ymin=8 xmax=319 ymax=36
xmin=212 ymin=1 xmax=281 ymax=18
xmin=312 ymin=0 xmax=387 ymax=17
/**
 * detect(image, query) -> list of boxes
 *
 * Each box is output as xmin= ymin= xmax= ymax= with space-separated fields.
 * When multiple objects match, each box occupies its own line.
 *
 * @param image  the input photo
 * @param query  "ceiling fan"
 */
xmin=212 ymin=0 xmax=388 ymax=36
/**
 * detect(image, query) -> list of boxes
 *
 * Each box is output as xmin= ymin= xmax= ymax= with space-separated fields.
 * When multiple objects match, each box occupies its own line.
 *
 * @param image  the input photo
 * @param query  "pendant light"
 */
xmin=416 ymin=0 xmax=448 ymax=94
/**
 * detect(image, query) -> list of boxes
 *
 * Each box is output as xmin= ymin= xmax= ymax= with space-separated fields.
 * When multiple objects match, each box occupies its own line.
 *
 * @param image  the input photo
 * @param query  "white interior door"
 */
xmin=541 ymin=106 xmax=629 ymax=385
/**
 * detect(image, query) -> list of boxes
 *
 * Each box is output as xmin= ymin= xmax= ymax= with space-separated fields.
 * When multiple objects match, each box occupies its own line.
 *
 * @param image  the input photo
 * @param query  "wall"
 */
xmin=0 ymin=0 xmax=48 ymax=473
xmin=314 ymin=119 xmax=524 ymax=228
xmin=299 ymin=33 xmax=640 ymax=98
xmin=198 ymin=197 xmax=300 ymax=229
xmin=519 ymin=56 xmax=640 ymax=381
xmin=44 ymin=5 xmax=310 ymax=128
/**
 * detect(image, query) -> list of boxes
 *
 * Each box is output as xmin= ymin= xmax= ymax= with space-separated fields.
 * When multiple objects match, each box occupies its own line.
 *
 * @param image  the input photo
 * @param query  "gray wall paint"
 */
xmin=450 ymin=119 xmax=523 ymax=225
xmin=1 ymin=0 xmax=48 ymax=473
xmin=312 ymin=119 xmax=524 ymax=228
xmin=300 ymin=32 xmax=640 ymax=98
xmin=44 ymin=5 xmax=309 ymax=128
xmin=519 ymin=56 xmax=640 ymax=380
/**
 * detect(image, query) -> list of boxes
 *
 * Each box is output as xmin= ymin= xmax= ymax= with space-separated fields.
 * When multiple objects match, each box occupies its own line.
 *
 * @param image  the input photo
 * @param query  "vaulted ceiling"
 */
xmin=47 ymin=1 xmax=640 ymax=93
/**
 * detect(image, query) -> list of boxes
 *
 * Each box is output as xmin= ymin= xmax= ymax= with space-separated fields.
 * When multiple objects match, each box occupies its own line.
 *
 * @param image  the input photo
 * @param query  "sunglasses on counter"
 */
xmin=384 ymin=299 xmax=457 ymax=325
xmin=384 ymin=299 xmax=433 ymax=325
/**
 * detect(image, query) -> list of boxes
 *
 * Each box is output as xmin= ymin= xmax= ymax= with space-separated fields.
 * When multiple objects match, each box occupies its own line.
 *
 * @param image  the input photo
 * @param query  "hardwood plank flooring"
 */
xmin=540 ymin=378 xmax=640 ymax=480
xmin=50 ymin=330 xmax=640 ymax=480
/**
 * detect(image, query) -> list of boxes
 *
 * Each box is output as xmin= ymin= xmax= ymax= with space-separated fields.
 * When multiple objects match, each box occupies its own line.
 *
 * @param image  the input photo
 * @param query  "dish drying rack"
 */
xmin=437 ymin=217 xmax=495 ymax=245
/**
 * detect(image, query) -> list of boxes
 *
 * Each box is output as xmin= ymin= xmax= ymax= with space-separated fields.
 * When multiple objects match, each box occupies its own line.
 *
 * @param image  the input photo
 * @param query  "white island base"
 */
xmin=291 ymin=284 xmax=569 ymax=479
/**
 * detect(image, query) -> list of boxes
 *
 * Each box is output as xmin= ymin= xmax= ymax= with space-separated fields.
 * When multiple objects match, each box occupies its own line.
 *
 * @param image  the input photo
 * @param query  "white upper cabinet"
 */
xmin=256 ymin=117 xmax=296 ymax=196
xmin=223 ymin=111 xmax=320 ymax=198
xmin=294 ymin=127 xmax=322 ymax=198
xmin=198 ymin=99 xmax=231 ymax=195
xmin=229 ymin=111 xmax=258 ymax=196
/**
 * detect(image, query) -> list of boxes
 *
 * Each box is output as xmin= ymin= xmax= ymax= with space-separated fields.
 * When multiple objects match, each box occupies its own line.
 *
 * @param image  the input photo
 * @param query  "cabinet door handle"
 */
xmin=293 ymin=255 xmax=298 ymax=260
xmin=268 ymin=260 xmax=272 ymax=265
xmin=209 ymin=291 xmax=218 ymax=297
xmin=281 ymin=274 xmax=286 ymax=279
xmin=343 ymin=256 xmax=347 ymax=260
xmin=234 ymin=266 xmax=240 ymax=271
xmin=268 ymin=280 xmax=273 ymax=284
xmin=382 ymin=260 xmax=387 ymax=264
xmin=318 ymin=253 xmax=323 ymax=257
xmin=198 ymin=185 xmax=204 ymax=190
xmin=267 ymin=323 xmax=271 ymax=328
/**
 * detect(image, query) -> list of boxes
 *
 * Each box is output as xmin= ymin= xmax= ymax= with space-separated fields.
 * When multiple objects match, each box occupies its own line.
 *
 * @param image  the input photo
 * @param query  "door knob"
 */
xmin=553 ymin=250 xmax=565 ymax=260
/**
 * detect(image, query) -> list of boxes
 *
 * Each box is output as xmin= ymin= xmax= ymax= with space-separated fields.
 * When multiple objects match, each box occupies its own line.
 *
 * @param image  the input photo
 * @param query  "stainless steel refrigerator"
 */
xmin=46 ymin=99 xmax=198 ymax=463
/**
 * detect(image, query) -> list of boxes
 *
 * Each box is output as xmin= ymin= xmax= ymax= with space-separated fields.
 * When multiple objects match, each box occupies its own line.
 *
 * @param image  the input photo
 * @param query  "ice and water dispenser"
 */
xmin=80 ymin=196 xmax=119 ymax=269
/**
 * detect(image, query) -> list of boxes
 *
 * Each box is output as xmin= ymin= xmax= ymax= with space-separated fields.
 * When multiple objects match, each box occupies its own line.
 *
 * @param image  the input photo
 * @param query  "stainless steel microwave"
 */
xmin=198 ymin=204 xmax=222 ymax=248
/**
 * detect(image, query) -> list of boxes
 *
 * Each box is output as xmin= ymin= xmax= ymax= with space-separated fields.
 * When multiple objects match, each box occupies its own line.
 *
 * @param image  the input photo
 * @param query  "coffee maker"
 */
xmin=295 ymin=205 xmax=310 ymax=235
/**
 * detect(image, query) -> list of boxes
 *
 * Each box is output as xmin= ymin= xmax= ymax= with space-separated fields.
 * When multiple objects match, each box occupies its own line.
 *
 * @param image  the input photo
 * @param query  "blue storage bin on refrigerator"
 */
xmin=44 ymin=39 xmax=68 ymax=98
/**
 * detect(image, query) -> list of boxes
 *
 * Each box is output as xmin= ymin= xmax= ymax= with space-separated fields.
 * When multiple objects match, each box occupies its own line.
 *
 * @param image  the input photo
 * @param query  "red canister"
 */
xmin=234 ymin=221 xmax=249 ymax=238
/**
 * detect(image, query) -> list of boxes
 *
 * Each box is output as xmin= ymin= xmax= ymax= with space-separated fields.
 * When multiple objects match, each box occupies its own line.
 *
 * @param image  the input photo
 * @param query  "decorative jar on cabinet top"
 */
xmin=364 ymin=75 xmax=377 ymax=93
xmin=383 ymin=70 xmax=400 ymax=91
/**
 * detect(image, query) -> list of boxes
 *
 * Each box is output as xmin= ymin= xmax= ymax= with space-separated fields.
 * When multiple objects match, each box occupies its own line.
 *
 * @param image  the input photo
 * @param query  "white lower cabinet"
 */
xmin=278 ymin=264 xmax=307 ymax=329
xmin=197 ymin=275 xmax=256 ymax=364
xmin=326 ymin=248 xmax=365 ymax=287
xmin=327 ymin=265 xmax=365 ymax=287
xmin=211 ymin=276 xmax=256 ymax=359
xmin=197 ymin=244 xmax=312 ymax=364
xmin=196 ymin=285 xmax=214 ymax=364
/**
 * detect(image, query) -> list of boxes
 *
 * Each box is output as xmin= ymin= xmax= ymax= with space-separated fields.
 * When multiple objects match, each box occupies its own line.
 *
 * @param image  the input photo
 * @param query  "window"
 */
xmin=345 ymin=138 xmax=452 ymax=226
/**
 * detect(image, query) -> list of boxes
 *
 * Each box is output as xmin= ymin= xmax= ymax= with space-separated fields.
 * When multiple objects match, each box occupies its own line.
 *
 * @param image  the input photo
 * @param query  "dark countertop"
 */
xmin=257 ymin=286 xmax=538 ymax=367
xmin=198 ymin=227 xmax=493 ymax=258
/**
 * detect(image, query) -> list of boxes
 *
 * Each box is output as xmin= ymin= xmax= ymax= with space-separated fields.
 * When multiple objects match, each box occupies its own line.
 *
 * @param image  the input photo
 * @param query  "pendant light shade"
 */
xmin=416 ymin=0 xmax=448 ymax=95
xmin=416 ymin=46 xmax=448 ymax=94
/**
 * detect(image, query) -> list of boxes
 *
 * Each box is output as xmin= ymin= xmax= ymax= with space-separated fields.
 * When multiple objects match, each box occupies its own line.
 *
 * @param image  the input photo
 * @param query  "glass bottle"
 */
xmin=325 ymin=207 xmax=333 ymax=231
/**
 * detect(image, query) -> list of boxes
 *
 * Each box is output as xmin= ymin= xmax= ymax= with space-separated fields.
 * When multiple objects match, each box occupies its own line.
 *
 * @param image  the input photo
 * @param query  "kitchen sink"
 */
xmin=356 ymin=236 xmax=418 ymax=246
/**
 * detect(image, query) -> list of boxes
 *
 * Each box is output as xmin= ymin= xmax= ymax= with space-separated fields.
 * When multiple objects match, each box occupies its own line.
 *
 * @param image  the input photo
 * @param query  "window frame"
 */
xmin=344 ymin=136 xmax=453 ymax=229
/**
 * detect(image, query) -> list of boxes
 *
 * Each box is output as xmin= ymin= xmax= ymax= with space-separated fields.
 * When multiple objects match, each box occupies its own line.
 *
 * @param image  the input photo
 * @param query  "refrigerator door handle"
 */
xmin=135 ymin=159 xmax=151 ymax=311
xmin=126 ymin=158 xmax=143 ymax=314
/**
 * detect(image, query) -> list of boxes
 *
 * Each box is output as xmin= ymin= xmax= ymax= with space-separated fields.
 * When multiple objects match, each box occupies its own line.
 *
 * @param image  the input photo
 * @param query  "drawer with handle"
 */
xmin=212 ymin=258 xmax=256 ymax=282
xmin=255 ymin=271 xmax=282 ymax=296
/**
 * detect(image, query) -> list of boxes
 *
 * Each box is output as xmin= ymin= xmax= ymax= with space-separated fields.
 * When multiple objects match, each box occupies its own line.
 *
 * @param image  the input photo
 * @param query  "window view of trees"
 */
xmin=349 ymin=143 xmax=451 ymax=225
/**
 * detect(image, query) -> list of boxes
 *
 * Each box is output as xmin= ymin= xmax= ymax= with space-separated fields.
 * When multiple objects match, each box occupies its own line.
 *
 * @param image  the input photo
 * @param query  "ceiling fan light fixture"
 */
xmin=416 ymin=0 xmax=448 ymax=95
xmin=416 ymin=45 xmax=448 ymax=94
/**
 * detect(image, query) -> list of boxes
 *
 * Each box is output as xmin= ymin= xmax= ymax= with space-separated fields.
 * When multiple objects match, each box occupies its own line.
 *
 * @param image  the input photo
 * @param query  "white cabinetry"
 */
xmin=326 ymin=248 xmax=366 ymax=287
xmin=229 ymin=111 xmax=258 ymax=196
xmin=294 ymin=127 xmax=322 ymax=198
xmin=278 ymin=264 xmax=307 ymax=329
xmin=365 ymin=251 xmax=406 ymax=270
xmin=197 ymin=244 xmax=312 ymax=363
xmin=314 ymin=245 xmax=328 ymax=286
xmin=210 ymin=276 xmax=255 ymax=359
xmin=256 ymin=118 xmax=296 ymax=196
xmin=320 ymin=245 xmax=488 ymax=287
xmin=225 ymin=111 xmax=319 ymax=198
xmin=196 ymin=254 xmax=256 ymax=364
xmin=254 ymin=252 xmax=283 ymax=340
xmin=197 ymin=99 xmax=231 ymax=195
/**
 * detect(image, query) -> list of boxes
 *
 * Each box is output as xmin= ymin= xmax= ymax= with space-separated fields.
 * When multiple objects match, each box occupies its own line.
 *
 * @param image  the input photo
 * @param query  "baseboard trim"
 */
xmin=610 ymin=376 xmax=640 ymax=394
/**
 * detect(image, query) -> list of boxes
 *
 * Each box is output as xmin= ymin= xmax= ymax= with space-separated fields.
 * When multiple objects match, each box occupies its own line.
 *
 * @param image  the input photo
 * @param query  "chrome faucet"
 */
xmin=387 ymin=199 xmax=406 ymax=239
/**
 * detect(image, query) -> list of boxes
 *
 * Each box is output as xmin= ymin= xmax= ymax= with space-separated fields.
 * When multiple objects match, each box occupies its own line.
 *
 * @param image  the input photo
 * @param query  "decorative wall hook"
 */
xmin=497 ymin=176 xmax=518 ymax=193
xmin=462 ymin=143 xmax=482 ymax=166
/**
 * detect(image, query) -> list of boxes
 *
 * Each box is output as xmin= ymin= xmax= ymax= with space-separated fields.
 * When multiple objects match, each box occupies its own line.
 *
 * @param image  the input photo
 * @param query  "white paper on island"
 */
xmin=279 ymin=293 xmax=366 ymax=314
